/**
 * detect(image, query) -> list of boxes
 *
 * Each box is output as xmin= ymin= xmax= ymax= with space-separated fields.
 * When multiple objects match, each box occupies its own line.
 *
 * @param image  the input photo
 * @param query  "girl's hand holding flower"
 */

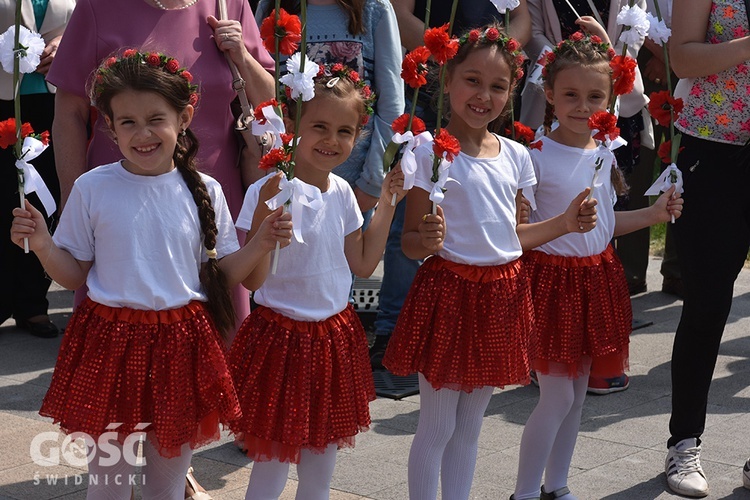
xmin=419 ymin=205 xmax=445 ymax=253
xmin=381 ymin=166 xmax=408 ymax=207
xmin=10 ymin=201 xmax=51 ymax=253
xmin=254 ymin=207 xmax=293 ymax=252
xmin=651 ymin=186 xmax=684 ymax=223
xmin=563 ymin=188 xmax=598 ymax=233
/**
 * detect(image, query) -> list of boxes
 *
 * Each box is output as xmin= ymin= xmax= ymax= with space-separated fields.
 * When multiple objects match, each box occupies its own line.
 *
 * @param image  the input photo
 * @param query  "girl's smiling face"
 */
xmin=291 ymin=93 xmax=361 ymax=185
xmin=444 ymin=45 xmax=512 ymax=132
xmin=545 ymin=65 xmax=612 ymax=144
xmin=106 ymin=89 xmax=193 ymax=176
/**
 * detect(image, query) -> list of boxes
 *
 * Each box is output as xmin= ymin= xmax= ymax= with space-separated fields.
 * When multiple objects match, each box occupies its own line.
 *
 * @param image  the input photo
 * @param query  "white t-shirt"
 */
xmin=236 ymin=173 xmax=363 ymax=322
xmin=53 ymin=162 xmax=240 ymax=310
xmin=529 ymin=136 xmax=617 ymax=257
xmin=412 ymin=135 xmax=536 ymax=266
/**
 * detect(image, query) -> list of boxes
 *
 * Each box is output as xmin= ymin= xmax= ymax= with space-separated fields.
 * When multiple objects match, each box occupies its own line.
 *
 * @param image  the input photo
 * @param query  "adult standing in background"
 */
xmin=0 ymin=0 xmax=76 ymax=338
xmin=47 ymin=0 xmax=275 ymax=343
xmin=369 ymin=0 xmax=532 ymax=369
xmin=665 ymin=0 xmax=750 ymax=496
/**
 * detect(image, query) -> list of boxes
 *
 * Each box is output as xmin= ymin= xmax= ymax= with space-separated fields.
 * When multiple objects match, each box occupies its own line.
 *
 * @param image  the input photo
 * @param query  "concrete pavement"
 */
xmin=2 ymin=257 xmax=750 ymax=499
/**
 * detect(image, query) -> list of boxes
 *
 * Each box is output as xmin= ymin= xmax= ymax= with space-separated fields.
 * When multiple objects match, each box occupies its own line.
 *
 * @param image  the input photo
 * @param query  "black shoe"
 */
xmin=16 ymin=317 xmax=60 ymax=338
xmin=369 ymin=334 xmax=390 ymax=370
xmin=628 ymin=280 xmax=647 ymax=296
xmin=661 ymin=277 xmax=684 ymax=299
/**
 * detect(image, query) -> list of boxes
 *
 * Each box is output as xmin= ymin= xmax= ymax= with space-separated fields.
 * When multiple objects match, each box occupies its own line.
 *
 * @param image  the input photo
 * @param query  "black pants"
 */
xmin=0 ymin=93 xmax=59 ymax=323
xmin=668 ymin=134 xmax=750 ymax=447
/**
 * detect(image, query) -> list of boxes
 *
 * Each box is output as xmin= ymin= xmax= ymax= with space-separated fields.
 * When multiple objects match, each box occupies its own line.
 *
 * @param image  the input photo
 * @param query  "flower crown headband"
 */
xmin=458 ymin=26 xmax=525 ymax=80
xmin=541 ymin=31 xmax=616 ymax=80
xmin=281 ymin=63 xmax=376 ymax=123
xmin=94 ymin=49 xmax=199 ymax=106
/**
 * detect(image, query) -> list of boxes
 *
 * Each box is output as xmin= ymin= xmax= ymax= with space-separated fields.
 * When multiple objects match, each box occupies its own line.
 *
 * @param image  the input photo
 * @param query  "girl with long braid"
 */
xmin=9 ymin=49 xmax=292 ymax=499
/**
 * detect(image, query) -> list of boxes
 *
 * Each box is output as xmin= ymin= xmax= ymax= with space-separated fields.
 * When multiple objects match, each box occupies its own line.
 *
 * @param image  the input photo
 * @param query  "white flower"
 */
xmin=617 ymin=5 xmax=650 ymax=39
xmin=280 ymin=52 xmax=318 ymax=102
xmin=489 ymin=0 xmax=520 ymax=13
xmin=0 ymin=25 xmax=45 ymax=74
xmin=646 ymin=13 xmax=671 ymax=44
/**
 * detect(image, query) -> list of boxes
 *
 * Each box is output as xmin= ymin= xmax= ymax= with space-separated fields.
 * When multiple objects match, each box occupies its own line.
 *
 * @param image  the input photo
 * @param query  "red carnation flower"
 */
xmin=392 ymin=113 xmax=426 ymax=135
xmin=591 ymin=35 xmax=602 ymax=44
xmin=21 ymin=122 xmax=34 ymax=138
xmin=189 ymin=93 xmax=199 ymax=106
xmin=39 ymin=130 xmax=50 ymax=146
xmin=259 ymin=147 xmax=291 ymax=170
xmin=165 ymin=58 xmax=180 ymax=74
xmin=0 ymin=118 xmax=33 ymax=149
xmin=611 ymin=55 xmax=637 ymax=96
xmin=485 ymin=27 xmax=499 ymax=41
xmin=104 ymin=57 xmax=117 ymax=68
xmin=468 ymin=29 xmax=480 ymax=43
xmin=570 ymin=31 xmax=585 ymax=42
xmin=146 ymin=53 xmax=161 ymax=66
xmin=349 ymin=70 xmax=360 ymax=83
xmin=401 ymin=46 xmax=431 ymax=89
xmin=259 ymin=8 xmax=302 ymax=56
xmin=529 ymin=140 xmax=543 ymax=151
xmin=280 ymin=133 xmax=294 ymax=145
xmin=362 ymin=85 xmax=372 ymax=98
xmin=181 ymin=70 xmax=193 ymax=83
xmin=123 ymin=49 xmax=137 ymax=58
xmin=515 ymin=68 xmax=524 ymax=80
xmin=332 ymin=63 xmax=345 ymax=73
xmin=658 ymin=140 xmax=684 ymax=164
xmin=607 ymin=48 xmax=616 ymax=59
xmin=424 ymin=24 xmax=458 ymax=65
xmin=507 ymin=121 xmax=535 ymax=145
xmin=317 ymin=64 xmax=325 ymax=77
xmin=507 ymin=38 xmax=520 ymax=53
xmin=588 ymin=110 xmax=620 ymax=142
xmin=648 ymin=91 xmax=684 ymax=127
xmin=433 ymin=129 xmax=461 ymax=162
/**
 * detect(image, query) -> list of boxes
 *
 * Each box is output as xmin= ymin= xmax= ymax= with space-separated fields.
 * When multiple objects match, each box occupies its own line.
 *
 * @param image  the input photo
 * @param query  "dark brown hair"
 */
xmin=91 ymin=52 xmax=236 ymax=336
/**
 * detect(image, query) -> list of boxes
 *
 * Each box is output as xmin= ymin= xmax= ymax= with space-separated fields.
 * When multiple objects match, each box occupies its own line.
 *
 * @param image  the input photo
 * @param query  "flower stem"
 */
xmin=506 ymin=8 xmax=516 ymax=140
xmin=13 ymin=0 xmax=27 ymax=253
xmin=273 ymin=0 xmax=281 ymax=103
xmin=288 ymin=0 xmax=307 ymax=180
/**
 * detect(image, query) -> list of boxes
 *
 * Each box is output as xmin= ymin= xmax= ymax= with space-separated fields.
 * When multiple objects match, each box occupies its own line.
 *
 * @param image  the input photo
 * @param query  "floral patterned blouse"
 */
xmin=675 ymin=0 xmax=750 ymax=145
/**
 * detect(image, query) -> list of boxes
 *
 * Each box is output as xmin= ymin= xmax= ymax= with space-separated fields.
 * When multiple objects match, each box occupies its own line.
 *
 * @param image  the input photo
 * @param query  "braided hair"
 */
xmin=90 ymin=50 xmax=236 ymax=336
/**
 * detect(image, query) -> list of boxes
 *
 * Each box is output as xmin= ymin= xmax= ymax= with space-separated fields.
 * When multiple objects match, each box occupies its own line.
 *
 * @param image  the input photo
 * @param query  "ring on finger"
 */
xmin=579 ymin=225 xmax=584 ymax=231
xmin=422 ymin=214 xmax=428 ymax=222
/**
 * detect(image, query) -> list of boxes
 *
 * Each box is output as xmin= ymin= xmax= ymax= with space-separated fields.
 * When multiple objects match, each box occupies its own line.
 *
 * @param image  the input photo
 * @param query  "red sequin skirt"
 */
xmin=227 ymin=304 xmax=375 ymax=464
xmin=382 ymin=256 xmax=535 ymax=391
xmin=39 ymin=298 xmax=241 ymax=458
xmin=523 ymin=246 xmax=631 ymax=378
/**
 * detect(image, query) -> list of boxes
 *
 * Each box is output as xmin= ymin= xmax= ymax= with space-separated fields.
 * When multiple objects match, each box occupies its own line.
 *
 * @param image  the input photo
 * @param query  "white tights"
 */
xmin=407 ymin=373 xmax=494 ymax=500
xmin=86 ymin=439 xmax=192 ymax=500
xmin=245 ymin=443 xmax=338 ymax=500
xmin=514 ymin=361 xmax=591 ymax=500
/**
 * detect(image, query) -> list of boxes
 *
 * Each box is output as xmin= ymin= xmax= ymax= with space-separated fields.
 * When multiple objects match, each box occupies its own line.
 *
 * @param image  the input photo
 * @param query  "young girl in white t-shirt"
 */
xmin=512 ymin=33 xmax=682 ymax=500
xmin=10 ymin=50 xmax=292 ymax=498
xmin=381 ymin=24 xmax=599 ymax=500
xmin=227 ymin=65 xmax=406 ymax=499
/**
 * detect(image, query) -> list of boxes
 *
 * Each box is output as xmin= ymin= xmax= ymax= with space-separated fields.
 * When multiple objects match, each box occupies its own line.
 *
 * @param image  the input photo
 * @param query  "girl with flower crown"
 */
xmin=511 ymin=32 xmax=682 ymax=500
xmin=10 ymin=50 xmax=293 ymax=499
xmin=381 ymin=24 xmax=599 ymax=500
xmin=227 ymin=65 xmax=407 ymax=500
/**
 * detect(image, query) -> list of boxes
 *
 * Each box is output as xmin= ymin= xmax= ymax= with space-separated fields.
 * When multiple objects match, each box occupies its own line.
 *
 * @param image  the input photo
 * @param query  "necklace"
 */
xmin=152 ymin=0 xmax=198 ymax=10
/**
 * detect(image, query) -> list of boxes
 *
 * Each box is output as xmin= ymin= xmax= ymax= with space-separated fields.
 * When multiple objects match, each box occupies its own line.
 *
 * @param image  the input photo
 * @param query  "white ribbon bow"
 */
xmin=16 ymin=137 xmax=55 ymax=215
xmin=265 ymin=176 xmax=323 ymax=243
xmin=393 ymin=130 xmax=433 ymax=190
xmin=429 ymin=156 xmax=452 ymax=204
xmin=252 ymin=105 xmax=286 ymax=149
xmin=645 ymin=163 xmax=683 ymax=196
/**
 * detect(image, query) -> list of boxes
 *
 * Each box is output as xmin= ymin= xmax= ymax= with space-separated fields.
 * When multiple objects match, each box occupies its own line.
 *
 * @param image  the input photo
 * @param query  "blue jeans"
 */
xmin=373 ymin=197 xmax=421 ymax=336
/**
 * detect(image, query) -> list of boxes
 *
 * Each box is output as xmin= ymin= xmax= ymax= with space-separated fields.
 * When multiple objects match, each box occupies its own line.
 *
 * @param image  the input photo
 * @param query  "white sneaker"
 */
xmin=665 ymin=438 xmax=709 ymax=497
xmin=743 ymin=458 xmax=750 ymax=490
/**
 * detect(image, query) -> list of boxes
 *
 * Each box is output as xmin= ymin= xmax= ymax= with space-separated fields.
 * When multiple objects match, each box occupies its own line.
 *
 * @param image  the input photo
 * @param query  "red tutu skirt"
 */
xmin=227 ymin=304 xmax=375 ymax=464
xmin=523 ymin=246 xmax=631 ymax=378
xmin=382 ymin=256 xmax=535 ymax=391
xmin=39 ymin=298 xmax=241 ymax=458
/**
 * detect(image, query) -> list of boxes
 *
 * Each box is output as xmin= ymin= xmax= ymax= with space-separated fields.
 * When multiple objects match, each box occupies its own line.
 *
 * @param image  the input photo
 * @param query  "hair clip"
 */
xmin=326 ymin=77 xmax=340 ymax=88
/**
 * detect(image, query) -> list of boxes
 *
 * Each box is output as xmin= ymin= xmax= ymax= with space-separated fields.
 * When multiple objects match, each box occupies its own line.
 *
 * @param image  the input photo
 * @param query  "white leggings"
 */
xmin=245 ymin=443 xmax=338 ymax=500
xmin=514 ymin=361 xmax=591 ymax=500
xmin=407 ymin=373 xmax=494 ymax=500
xmin=86 ymin=439 xmax=192 ymax=500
